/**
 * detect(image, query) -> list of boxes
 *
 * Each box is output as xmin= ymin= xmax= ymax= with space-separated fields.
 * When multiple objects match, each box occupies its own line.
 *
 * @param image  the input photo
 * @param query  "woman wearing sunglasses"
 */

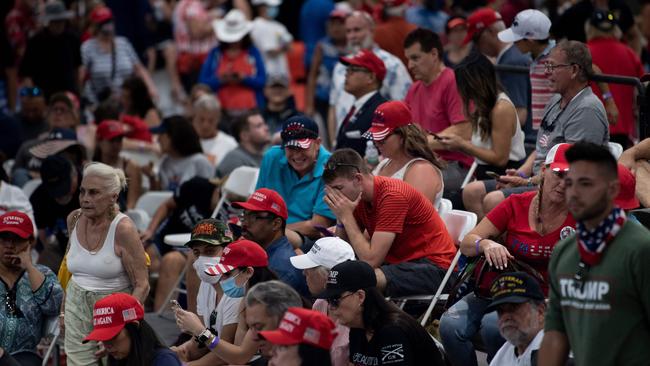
xmin=439 ymin=143 xmax=576 ymax=366
xmin=174 ymin=239 xmax=281 ymax=364
xmin=364 ymin=100 xmax=445 ymax=209
xmin=319 ymin=260 xmax=445 ymax=366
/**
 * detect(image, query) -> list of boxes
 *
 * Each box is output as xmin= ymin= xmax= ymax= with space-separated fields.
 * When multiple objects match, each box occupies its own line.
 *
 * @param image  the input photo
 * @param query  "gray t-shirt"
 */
xmin=533 ymin=87 xmax=608 ymax=174
xmin=159 ymin=153 xmax=213 ymax=192
xmin=215 ymin=146 xmax=263 ymax=178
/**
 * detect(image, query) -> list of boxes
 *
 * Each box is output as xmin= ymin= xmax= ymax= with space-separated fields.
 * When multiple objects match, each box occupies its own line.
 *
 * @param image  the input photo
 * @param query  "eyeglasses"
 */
xmin=346 ymin=66 xmax=370 ymax=74
xmin=239 ymin=212 xmax=276 ymax=223
xmin=324 ymin=161 xmax=361 ymax=174
xmin=50 ymin=106 xmax=71 ymax=114
xmin=328 ymin=292 xmax=355 ymax=308
xmin=19 ymin=87 xmax=43 ymax=97
xmin=544 ymin=62 xmax=575 ymax=73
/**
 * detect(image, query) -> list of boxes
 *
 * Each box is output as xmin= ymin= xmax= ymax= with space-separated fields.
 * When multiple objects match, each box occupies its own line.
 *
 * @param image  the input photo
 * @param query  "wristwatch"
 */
xmin=195 ymin=329 xmax=212 ymax=346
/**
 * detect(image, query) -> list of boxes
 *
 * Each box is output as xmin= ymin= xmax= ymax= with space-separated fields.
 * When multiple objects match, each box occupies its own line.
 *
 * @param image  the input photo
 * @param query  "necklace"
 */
xmin=84 ymin=219 xmax=104 ymax=255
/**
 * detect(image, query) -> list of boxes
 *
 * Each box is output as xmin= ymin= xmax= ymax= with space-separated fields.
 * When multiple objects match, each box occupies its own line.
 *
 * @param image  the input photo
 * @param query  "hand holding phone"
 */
xmin=170 ymin=299 xmax=182 ymax=311
xmin=485 ymin=171 xmax=502 ymax=180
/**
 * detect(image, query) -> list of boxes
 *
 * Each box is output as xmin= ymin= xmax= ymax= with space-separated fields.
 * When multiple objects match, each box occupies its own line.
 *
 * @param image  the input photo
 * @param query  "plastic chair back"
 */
xmin=135 ymin=191 xmax=173 ymax=218
xmin=608 ymin=141 xmax=624 ymax=160
xmin=22 ymin=179 xmax=42 ymax=199
xmin=444 ymin=209 xmax=478 ymax=245
xmin=211 ymin=167 xmax=260 ymax=218
xmin=438 ymin=198 xmax=453 ymax=220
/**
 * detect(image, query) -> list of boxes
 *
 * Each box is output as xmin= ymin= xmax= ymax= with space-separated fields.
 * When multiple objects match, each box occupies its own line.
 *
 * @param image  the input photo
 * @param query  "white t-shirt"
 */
xmin=250 ymin=17 xmax=293 ymax=77
xmin=196 ymin=284 xmax=242 ymax=334
xmin=200 ymin=132 xmax=238 ymax=167
xmin=159 ymin=153 xmax=214 ymax=192
xmin=489 ymin=330 xmax=544 ymax=366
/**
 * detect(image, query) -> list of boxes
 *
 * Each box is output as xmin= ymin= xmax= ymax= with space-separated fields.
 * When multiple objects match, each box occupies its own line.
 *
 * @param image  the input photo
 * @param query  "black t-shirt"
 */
xmin=552 ymin=0 xmax=634 ymax=43
xmin=30 ymin=181 xmax=80 ymax=254
xmin=19 ymin=28 xmax=82 ymax=98
xmin=348 ymin=320 xmax=445 ymax=366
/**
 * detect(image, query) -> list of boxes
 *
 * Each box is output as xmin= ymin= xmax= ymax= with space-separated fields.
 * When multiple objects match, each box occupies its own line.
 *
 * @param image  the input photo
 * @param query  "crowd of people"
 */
xmin=2 ymin=0 xmax=650 ymax=366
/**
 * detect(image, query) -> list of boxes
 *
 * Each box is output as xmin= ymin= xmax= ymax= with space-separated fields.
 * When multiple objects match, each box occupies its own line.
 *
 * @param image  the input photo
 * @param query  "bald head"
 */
xmin=345 ymin=11 xmax=375 ymax=51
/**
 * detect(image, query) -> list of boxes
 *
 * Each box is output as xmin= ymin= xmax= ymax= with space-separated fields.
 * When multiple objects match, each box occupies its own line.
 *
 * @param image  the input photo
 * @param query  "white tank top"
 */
xmin=67 ymin=213 xmax=131 ymax=291
xmin=373 ymin=157 xmax=444 ymax=210
xmin=470 ymin=93 xmax=526 ymax=165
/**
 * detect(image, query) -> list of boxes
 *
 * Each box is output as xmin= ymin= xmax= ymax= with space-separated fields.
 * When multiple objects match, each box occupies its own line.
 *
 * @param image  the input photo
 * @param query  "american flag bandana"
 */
xmin=576 ymin=207 xmax=626 ymax=266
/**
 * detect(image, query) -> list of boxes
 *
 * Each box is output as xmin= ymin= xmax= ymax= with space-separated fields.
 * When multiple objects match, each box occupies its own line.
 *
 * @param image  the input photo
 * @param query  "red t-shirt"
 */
xmin=404 ymin=68 xmax=472 ymax=167
xmin=216 ymin=50 xmax=256 ymax=111
xmin=486 ymin=191 xmax=576 ymax=294
xmin=353 ymin=176 xmax=456 ymax=269
xmin=588 ymin=37 xmax=644 ymax=139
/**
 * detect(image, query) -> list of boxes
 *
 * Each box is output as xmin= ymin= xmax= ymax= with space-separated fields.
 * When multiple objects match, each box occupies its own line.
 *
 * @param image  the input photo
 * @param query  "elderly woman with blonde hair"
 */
xmin=60 ymin=162 xmax=149 ymax=366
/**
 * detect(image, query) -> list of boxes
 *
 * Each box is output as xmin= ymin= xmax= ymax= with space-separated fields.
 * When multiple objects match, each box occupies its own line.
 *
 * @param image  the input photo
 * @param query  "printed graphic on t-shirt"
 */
xmin=558 ymin=275 xmax=612 ymax=311
xmin=381 ymin=343 xmax=405 ymax=364
xmin=352 ymin=352 xmax=378 ymax=366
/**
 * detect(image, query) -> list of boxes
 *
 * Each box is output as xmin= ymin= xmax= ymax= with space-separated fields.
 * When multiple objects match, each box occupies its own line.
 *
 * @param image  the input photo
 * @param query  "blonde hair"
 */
xmin=83 ymin=162 xmax=127 ymax=195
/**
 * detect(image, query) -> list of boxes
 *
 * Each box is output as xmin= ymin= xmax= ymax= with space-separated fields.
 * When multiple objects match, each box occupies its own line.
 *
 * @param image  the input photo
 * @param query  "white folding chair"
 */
xmin=135 ymin=191 xmax=173 ymax=218
xmin=608 ymin=141 xmax=624 ymax=160
xmin=22 ymin=179 xmax=42 ymax=199
xmin=438 ymin=198 xmax=453 ymax=219
xmin=211 ymin=166 xmax=260 ymax=218
xmin=460 ymin=161 xmax=478 ymax=189
xmin=41 ymin=315 xmax=60 ymax=366
xmin=3 ymin=159 xmax=14 ymax=178
xmin=125 ymin=209 xmax=150 ymax=232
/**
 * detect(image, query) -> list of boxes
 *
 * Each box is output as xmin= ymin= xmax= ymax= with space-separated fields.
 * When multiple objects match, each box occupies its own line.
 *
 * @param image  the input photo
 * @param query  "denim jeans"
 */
xmin=439 ymin=293 xmax=505 ymax=366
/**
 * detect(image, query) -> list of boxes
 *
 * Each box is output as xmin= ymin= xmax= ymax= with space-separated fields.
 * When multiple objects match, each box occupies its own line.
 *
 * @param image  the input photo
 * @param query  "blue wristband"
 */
xmin=208 ymin=335 xmax=220 ymax=351
xmin=336 ymin=222 xmax=344 ymax=229
xmin=517 ymin=172 xmax=527 ymax=178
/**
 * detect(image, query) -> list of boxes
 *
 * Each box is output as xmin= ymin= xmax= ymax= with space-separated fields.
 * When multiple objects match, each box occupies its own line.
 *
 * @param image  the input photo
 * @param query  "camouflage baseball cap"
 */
xmin=185 ymin=219 xmax=234 ymax=247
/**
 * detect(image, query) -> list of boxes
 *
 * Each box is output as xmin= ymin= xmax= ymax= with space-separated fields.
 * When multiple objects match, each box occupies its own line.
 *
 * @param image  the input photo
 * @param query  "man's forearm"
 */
xmin=339 ymin=214 xmax=372 ymax=262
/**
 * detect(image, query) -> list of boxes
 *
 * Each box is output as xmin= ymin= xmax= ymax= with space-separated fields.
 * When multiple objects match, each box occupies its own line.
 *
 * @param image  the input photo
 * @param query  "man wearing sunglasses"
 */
xmin=322 ymin=148 xmax=456 ymax=297
xmin=255 ymin=115 xmax=336 ymax=240
xmin=0 ymin=211 xmax=63 ymax=365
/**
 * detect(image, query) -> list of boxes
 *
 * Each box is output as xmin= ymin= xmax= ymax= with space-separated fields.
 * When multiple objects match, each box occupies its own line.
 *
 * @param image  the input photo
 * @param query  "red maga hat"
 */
xmin=258 ymin=307 xmax=337 ymax=350
xmin=96 ymin=120 xmax=129 ymax=141
xmin=90 ymin=6 xmax=113 ymax=24
xmin=340 ymin=50 xmax=387 ymax=82
xmin=83 ymin=293 xmax=144 ymax=343
xmin=463 ymin=7 xmax=502 ymax=45
xmin=205 ymin=239 xmax=269 ymax=276
xmin=0 ymin=211 xmax=33 ymax=239
xmin=362 ymin=100 xmax=413 ymax=141
xmin=232 ymin=188 xmax=288 ymax=220
xmin=615 ymin=164 xmax=640 ymax=210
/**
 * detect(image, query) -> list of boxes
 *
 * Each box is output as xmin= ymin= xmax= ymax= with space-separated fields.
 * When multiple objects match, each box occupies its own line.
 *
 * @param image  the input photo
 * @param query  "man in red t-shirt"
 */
xmin=403 ymin=28 xmax=472 ymax=196
xmin=323 ymin=148 xmax=456 ymax=297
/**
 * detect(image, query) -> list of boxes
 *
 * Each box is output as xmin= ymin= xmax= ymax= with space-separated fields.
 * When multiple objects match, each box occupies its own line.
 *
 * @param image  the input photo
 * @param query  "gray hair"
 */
xmin=245 ymin=280 xmax=302 ymax=318
xmin=555 ymin=40 xmax=592 ymax=83
xmin=83 ymin=162 xmax=127 ymax=195
xmin=193 ymin=94 xmax=221 ymax=113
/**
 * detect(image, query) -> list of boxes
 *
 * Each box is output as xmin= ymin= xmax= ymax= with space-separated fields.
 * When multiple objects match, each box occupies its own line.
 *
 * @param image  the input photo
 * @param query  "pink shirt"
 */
xmin=404 ymin=68 xmax=472 ymax=167
xmin=172 ymin=0 xmax=217 ymax=54
xmin=313 ymin=299 xmax=349 ymax=366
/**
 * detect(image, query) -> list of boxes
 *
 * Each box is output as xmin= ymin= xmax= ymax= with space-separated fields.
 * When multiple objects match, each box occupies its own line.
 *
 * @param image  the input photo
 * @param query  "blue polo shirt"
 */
xmin=266 ymin=236 xmax=309 ymax=296
xmin=255 ymin=145 xmax=334 ymax=223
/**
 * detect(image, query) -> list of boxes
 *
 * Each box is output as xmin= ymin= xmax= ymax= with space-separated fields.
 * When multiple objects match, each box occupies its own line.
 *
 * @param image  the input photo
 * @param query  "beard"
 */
xmin=346 ymin=36 xmax=375 ymax=55
xmin=569 ymin=190 xmax=610 ymax=222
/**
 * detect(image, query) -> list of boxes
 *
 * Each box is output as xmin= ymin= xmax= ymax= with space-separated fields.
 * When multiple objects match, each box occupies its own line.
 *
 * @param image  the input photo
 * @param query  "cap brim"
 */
xmin=549 ymin=163 xmax=569 ymax=172
xmin=214 ymin=21 xmax=253 ymax=43
xmin=29 ymin=140 xmax=80 ymax=159
xmin=284 ymin=138 xmax=313 ymax=149
xmin=0 ymin=227 xmax=33 ymax=239
xmin=82 ymin=325 xmax=124 ymax=343
xmin=362 ymin=127 xmax=392 ymax=141
xmin=462 ymin=31 xmax=474 ymax=45
xmin=316 ymin=286 xmax=347 ymax=300
xmin=641 ymin=74 xmax=650 ymax=83
xmin=205 ymin=263 xmax=235 ymax=276
xmin=497 ymin=28 xmax=523 ymax=43
xmin=485 ymin=295 xmax=532 ymax=313
xmin=185 ymin=238 xmax=230 ymax=247
xmin=615 ymin=197 xmax=640 ymax=210
xmin=232 ymin=201 xmax=267 ymax=212
xmin=258 ymin=329 xmax=302 ymax=346
xmin=289 ymin=253 xmax=319 ymax=269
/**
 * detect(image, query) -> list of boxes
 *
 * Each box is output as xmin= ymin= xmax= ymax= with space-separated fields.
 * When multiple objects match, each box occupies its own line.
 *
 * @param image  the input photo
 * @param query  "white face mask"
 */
xmin=193 ymin=256 xmax=222 ymax=284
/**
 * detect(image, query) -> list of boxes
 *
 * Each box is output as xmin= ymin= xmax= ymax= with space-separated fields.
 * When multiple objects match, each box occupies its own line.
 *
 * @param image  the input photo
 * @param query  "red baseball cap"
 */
xmin=340 ymin=50 xmax=387 ymax=82
xmin=205 ymin=239 xmax=269 ymax=275
xmin=0 ymin=211 xmax=33 ymax=239
xmin=615 ymin=164 xmax=640 ymax=210
xmin=362 ymin=100 xmax=412 ymax=141
xmin=90 ymin=6 xmax=113 ymax=24
xmin=232 ymin=188 xmax=288 ymax=220
xmin=96 ymin=120 xmax=129 ymax=141
xmin=83 ymin=293 xmax=144 ymax=343
xmin=447 ymin=17 xmax=467 ymax=32
xmin=463 ymin=7 xmax=502 ymax=45
xmin=258 ymin=307 xmax=337 ymax=350
xmin=544 ymin=143 xmax=571 ymax=172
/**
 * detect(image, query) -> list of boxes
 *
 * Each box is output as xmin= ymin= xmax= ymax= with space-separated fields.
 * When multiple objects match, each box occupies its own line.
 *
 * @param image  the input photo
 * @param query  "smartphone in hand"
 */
xmin=170 ymin=299 xmax=182 ymax=311
xmin=485 ymin=171 xmax=502 ymax=180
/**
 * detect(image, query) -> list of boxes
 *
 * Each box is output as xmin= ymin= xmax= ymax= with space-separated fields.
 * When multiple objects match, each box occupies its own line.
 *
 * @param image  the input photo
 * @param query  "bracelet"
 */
xmin=602 ymin=91 xmax=613 ymax=100
xmin=475 ymin=238 xmax=484 ymax=255
xmin=336 ymin=222 xmax=344 ymax=229
xmin=526 ymin=177 xmax=534 ymax=186
xmin=207 ymin=335 xmax=220 ymax=350
xmin=517 ymin=171 xmax=527 ymax=178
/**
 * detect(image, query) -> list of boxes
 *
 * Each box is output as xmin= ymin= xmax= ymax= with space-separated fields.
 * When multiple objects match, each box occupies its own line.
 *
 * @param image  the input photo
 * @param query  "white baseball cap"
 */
xmin=290 ymin=237 xmax=356 ymax=270
xmin=498 ymin=9 xmax=551 ymax=43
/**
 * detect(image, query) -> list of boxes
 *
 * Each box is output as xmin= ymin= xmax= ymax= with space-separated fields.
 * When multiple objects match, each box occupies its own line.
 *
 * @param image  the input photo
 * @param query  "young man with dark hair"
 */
xmin=403 ymin=27 xmax=471 ymax=196
xmin=322 ymin=148 xmax=456 ymax=297
xmin=539 ymin=142 xmax=650 ymax=366
xmin=216 ymin=110 xmax=270 ymax=178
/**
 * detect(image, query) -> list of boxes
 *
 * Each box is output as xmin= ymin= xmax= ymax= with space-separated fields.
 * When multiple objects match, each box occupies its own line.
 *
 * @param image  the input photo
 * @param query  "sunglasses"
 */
xmin=328 ymin=292 xmax=355 ymax=308
xmin=324 ymin=161 xmax=361 ymax=174
xmin=19 ymin=87 xmax=43 ymax=97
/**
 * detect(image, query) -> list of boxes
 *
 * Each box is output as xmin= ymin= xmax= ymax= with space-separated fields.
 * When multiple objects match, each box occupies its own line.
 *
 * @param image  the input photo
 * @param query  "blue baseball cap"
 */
xmin=281 ymin=115 xmax=319 ymax=149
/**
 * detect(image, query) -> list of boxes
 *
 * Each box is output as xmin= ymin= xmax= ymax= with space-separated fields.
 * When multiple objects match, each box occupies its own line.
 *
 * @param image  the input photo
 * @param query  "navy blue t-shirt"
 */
xmin=152 ymin=348 xmax=182 ymax=366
